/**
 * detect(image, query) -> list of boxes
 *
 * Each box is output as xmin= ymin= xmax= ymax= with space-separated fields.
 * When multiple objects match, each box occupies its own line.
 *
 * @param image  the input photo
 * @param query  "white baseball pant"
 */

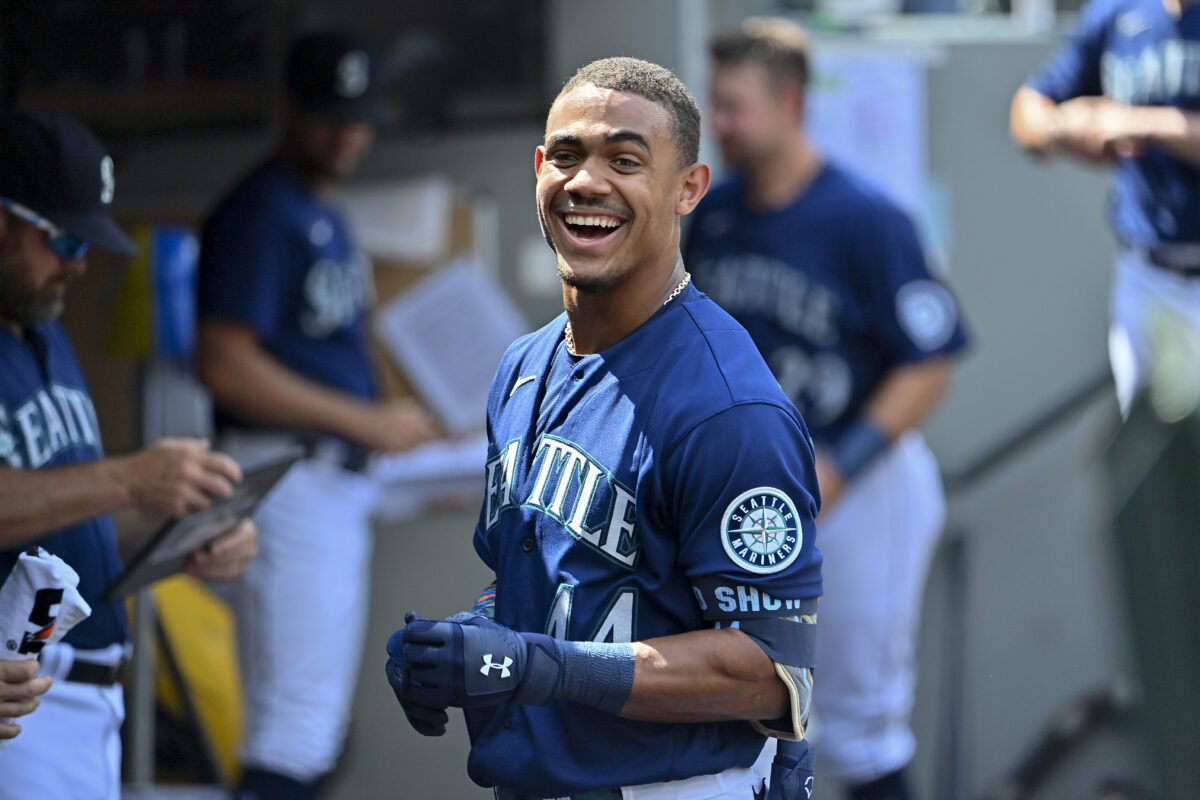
xmin=811 ymin=431 xmax=945 ymax=784
xmin=1108 ymin=247 xmax=1200 ymax=417
xmin=219 ymin=434 xmax=377 ymax=782
xmin=512 ymin=739 xmax=775 ymax=799
xmin=0 ymin=643 xmax=127 ymax=800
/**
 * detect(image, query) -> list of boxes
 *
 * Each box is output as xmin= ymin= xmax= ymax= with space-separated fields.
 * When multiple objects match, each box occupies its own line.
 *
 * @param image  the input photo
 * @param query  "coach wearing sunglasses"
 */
xmin=0 ymin=110 xmax=258 ymax=799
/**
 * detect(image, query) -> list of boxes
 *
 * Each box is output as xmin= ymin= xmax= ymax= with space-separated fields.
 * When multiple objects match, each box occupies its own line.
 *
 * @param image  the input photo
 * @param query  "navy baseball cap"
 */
xmin=0 ymin=110 xmax=138 ymax=257
xmin=287 ymin=31 xmax=384 ymax=124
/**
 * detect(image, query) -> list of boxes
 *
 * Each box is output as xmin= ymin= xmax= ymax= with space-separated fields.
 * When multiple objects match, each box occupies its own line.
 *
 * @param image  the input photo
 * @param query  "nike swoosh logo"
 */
xmin=509 ymin=375 xmax=538 ymax=397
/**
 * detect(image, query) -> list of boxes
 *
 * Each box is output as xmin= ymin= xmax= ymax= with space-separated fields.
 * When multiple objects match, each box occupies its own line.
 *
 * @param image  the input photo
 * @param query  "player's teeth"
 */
xmin=564 ymin=215 xmax=620 ymax=228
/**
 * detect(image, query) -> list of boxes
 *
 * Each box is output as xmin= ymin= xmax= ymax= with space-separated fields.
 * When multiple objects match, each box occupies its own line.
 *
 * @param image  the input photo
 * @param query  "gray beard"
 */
xmin=0 ymin=269 xmax=63 ymax=328
xmin=0 ymin=292 xmax=63 ymax=328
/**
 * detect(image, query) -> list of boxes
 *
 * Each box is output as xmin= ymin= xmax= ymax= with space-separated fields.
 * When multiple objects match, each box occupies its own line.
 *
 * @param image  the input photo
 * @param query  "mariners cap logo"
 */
xmin=100 ymin=156 xmax=115 ymax=205
xmin=721 ymin=487 xmax=802 ymax=574
xmin=336 ymin=51 xmax=370 ymax=98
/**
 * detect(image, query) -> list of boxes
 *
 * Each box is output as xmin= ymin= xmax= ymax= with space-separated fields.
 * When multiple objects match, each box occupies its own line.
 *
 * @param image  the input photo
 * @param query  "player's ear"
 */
xmin=676 ymin=162 xmax=711 ymax=216
xmin=534 ymin=146 xmax=547 ymax=176
xmin=782 ymin=81 xmax=806 ymax=121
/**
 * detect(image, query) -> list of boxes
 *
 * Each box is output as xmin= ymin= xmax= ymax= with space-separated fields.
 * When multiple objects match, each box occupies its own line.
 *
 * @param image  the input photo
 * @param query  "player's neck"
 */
xmin=562 ymin=253 xmax=687 ymax=355
xmin=744 ymin=133 xmax=822 ymax=211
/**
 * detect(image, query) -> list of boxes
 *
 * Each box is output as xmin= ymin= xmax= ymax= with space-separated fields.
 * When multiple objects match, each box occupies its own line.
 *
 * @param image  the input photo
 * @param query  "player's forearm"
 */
xmin=1136 ymin=106 xmax=1200 ymax=165
xmin=1011 ymin=86 xmax=1062 ymax=154
xmin=619 ymin=628 xmax=787 ymax=723
xmin=862 ymin=358 xmax=952 ymax=439
xmin=0 ymin=461 xmax=131 ymax=547
xmin=197 ymin=323 xmax=374 ymax=443
xmin=816 ymin=359 xmax=950 ymax=505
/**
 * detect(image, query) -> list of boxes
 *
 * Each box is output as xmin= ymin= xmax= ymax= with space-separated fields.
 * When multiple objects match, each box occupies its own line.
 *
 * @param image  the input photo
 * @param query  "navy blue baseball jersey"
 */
xmin=683 ymin=164 xmax=969 ymax=444
xmin=198 ymin=159 xmax=377 ymax=434
xmin=1027 ymin=0 xmax=1200 ymax=246
xmin=468 ymin=284 xmax=822 ymax=796
xmin=0 ymin=322 xmax=128 ymax=650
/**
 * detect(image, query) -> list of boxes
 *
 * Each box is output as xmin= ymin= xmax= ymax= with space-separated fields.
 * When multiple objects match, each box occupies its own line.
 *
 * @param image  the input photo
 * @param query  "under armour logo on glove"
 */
xmin=480 ymin=654 xmax=513 ymax=678
xmin=394 ymin=611 xmax=533 ymax=708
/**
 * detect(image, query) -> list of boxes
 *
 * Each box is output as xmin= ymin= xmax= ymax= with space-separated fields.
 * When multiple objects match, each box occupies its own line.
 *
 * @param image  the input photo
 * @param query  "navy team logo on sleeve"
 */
xmin=721 ymin=487 xmax=803 ymax=574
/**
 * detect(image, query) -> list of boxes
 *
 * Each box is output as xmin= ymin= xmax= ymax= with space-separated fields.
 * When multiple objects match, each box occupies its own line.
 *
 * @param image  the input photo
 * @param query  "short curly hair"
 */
xmin=555 ymin=56 xmax=701 ymax=167
xmin=710 ymin=17 xmax=811 ymax=89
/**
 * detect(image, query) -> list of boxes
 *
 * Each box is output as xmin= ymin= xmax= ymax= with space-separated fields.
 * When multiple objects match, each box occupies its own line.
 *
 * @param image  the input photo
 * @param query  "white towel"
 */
xmin=0 ymin=547 xmax=91 ymax=749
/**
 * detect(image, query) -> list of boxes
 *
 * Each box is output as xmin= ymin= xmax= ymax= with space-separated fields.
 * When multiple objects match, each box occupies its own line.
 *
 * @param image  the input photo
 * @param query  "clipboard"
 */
xmin=103 ymin=449 xmax=302 ymax=601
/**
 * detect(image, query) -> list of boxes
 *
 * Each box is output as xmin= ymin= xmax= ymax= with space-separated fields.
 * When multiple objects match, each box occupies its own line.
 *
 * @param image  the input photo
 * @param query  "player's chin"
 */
xmin=557 ymin=260 xmax=621 ymax=294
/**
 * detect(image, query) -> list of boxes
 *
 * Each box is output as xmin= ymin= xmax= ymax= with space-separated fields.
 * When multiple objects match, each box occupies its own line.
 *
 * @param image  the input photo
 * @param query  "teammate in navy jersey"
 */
xmin=386 ymin=56 xmax=823 ymax=800
xmin=196 ymin=32 xmax=438 ymax=800
xmin=684 ymin=20 xmax=969 ymax=800
xmin=0 ymin=111 xmax=257 ymax=799
xmin=1012 ymin=0 xmax=1200 ymax=413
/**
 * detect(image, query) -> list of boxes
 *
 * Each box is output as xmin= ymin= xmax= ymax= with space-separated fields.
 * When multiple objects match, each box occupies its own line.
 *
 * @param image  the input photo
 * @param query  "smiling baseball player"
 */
xmin=385 ymin=57 xmax=823 ymax=800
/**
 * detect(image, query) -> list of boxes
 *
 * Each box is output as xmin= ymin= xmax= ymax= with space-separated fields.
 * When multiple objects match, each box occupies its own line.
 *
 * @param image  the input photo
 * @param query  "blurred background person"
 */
xmin=1012 ymin=0 xmax=1200 ymax=415
xmin=0 ymin=109 xmax=257 ymax=800
xmin=684 ymin=18 xmax=970 ymax=800
xmin=195 ymin=30 xmax=439 ymax=800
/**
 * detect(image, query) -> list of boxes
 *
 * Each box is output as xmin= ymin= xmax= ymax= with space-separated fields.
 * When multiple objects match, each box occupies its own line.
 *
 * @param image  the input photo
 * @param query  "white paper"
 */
xmin=370 ymin=434 xmax=488 ymax=485
xmin=807 ymin=51 xmax=927 ymax=216
xmin=341 ymin=176 xmax=454 ymax=263
xmin=373 ymin=259 xmax=528 ymax=434
xmin=370 ymin=435 xmax=488 ymax=522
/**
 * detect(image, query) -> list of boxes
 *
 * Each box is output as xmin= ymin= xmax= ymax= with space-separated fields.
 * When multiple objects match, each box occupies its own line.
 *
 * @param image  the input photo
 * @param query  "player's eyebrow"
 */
xmin=545 ymin=130 xmax=651 ymax=154
xmin=603 ymin=130 xmax=651 ymax=153
xmin=545 ymin=133 xmax=583 ymax=150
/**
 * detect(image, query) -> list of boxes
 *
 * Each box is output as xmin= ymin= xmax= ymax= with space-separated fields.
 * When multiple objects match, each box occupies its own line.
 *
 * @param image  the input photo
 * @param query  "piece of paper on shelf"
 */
xmin=373 ymin=258 xmax=527 ymax=434
xmin=342 ymin=177 xmax=454 ymax=263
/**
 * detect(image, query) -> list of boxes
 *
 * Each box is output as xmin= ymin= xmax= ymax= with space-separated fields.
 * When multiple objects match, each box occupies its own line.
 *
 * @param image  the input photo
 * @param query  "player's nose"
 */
xmin=61 ymin=254 xmax=88 ymax=276
xmin=563 ymin=160 xmax=612 ymax=197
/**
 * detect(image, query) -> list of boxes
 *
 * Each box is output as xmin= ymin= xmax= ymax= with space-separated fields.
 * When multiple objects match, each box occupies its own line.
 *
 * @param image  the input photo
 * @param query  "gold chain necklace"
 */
xmin=564 ymin=272 xmax=691 ymax=356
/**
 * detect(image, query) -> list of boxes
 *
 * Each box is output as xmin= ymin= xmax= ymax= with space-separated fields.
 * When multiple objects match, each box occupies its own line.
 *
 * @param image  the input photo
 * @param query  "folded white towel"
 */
xmin=0 ymin=547 xmax=92 ymax=748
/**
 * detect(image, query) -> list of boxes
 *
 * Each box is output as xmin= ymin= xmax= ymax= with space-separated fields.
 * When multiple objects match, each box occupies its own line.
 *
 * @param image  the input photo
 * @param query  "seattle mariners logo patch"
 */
xmin=721 ymin=487 xmax=802 ymax=574
xmin=896 ymin=280 xmax=956 ymax=351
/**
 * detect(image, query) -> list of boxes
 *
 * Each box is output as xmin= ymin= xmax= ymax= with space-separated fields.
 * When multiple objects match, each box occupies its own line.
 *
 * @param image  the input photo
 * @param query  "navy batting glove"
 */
xmin=400 ymin=610 xmax=538 ymax=709
xmin=767 ymin=739 xmax=816 ymax=800
xmin=385 ymin=620 xmax=450 ymax=736
xmin=397 ymin=610 xmax=634 ymax=713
